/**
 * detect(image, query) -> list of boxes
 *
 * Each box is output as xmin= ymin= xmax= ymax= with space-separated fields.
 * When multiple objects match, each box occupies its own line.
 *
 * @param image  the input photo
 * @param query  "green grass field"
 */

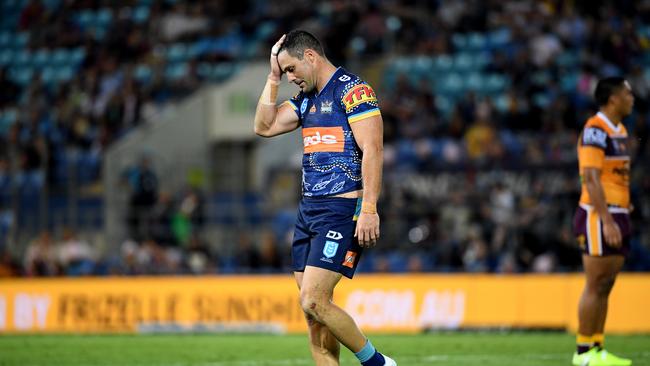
xmin=1 ymin=332 xmax=649 ymax=366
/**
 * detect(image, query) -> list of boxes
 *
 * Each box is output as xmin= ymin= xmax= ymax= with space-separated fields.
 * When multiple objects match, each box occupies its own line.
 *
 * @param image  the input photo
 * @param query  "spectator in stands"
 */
xmin=57 ymin=227 xmax=95 ymax=276
xmin=24 ymin=230 xmax=58 ymax=276
xmin=123 ymin=155 xmax=159 ymax=240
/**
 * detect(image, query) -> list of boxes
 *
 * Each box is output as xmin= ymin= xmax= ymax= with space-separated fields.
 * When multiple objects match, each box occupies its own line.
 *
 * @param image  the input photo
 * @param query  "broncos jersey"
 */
xmin=285 ymin=67 xmax=381 ymax=197
xmin=577 ymin=111 xmax=630 ymax=209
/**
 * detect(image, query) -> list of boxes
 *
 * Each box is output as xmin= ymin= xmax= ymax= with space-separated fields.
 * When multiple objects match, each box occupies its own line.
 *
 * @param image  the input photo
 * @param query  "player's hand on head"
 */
xmin=269 ymin=34 xmax=286 ymax=80
xmin=355 ymin=213 xmax=380 ymax=248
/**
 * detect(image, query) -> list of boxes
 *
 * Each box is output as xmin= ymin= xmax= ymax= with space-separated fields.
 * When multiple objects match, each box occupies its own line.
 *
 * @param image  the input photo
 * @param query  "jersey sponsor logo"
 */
xmin=342 ymin=84 xmax=377 ymax=112
xmin=338 ymin=75 xmax=351 ymax=82
xmin=582 ymin=127 xmax=607 ymax=148
xmin=342 ymin=251 xmax=357 ymax=268
xmin=302 ymin=127 xmax=345 ymax=153
xmin=323 ymin=241 xmax=339 ymax=258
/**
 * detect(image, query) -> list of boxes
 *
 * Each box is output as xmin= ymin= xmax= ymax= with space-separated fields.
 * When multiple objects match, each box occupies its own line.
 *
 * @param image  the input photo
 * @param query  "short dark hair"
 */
xmin=594 ymin=77 xmax=626 ymax=107
xmin=278 ymin=30 xmax=324 ymax=60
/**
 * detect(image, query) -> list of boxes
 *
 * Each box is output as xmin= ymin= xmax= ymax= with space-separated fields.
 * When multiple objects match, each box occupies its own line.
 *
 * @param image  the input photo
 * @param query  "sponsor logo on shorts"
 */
xmin=342 ymin=84 xmax=377 ymax=112
xmin=326 ymin=230 xmax=343 ymax=240
xmin=342 ymin=251 xmax=357 ymax=268
xmin=323 ymin=240 xmax=339 ymax=258
xmin=302 ymin=127 xmax=344 ymax=153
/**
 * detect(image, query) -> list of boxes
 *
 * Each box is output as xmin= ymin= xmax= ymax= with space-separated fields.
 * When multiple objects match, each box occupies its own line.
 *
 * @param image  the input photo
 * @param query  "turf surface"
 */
xmin=1 ymin=332 xmax=649 ymax=366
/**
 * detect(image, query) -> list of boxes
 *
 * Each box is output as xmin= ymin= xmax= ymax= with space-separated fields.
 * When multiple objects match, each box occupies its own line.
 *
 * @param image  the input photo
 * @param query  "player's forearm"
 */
xmin=360 ymin=143 xmax=383 ymax=211
xmin=254 ymin=77 xmax=280 ymax=136
xmin=585 ymin=177 xmax=613 ymax=220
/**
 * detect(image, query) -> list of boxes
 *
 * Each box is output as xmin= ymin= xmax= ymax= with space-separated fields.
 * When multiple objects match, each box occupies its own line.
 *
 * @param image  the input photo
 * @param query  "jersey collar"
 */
xmin=597 ymin=111 xmax=622 ymax=133
xmin=316 ymin=67 xmax=341 ymax=97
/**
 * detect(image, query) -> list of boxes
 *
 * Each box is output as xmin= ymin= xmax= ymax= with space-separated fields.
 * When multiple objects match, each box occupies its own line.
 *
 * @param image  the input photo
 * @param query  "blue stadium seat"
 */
xmin=0 ymin=109 xmax=18 ymax=135
xmin=483 ymin=74 xmax=508 ymax=94
xmin=40 ymin=66 xmax=57 ymax=84
xmin=13 ymin=32 xmax=29 ymax=48
xmin=0 ymin=49 xmax=13 ymax=66
xmin=437 ymin=73 xmax=464 ymax=97
xmin=8 ymin=66 xmax=33 ymax=85
xmin=166 ymin=44 xmax=188 ymax=62
xmin=51 ymin=48 xmax=71 ymax=65
xmin=0 ymin=32 xmax=10 ymax=46
xmin=133 ymin=6 xmax=151 ymax=23
xmin=31 ymin=49 xmax=51 ymax=66
xmin=55 ymin=65 xmax=74 ymax=82
xmin=467 ymin=32 xmax=487 ymax=51
xmin=432 ymin=55 xmax=453 ymax=73
xmin=12 ymin=50 xmax=31 ymax=65
xmin=451 ymin=34 xmax=468 ymax=50
xmin=453 ymin=53 xmax=474 ymax=72
xmin=464 ymin=72 xmax=483 ymax=93
xmin=165 ymin=62 xmax=188 ymax=80
xmin=134 ymin=64 xmax=153 ymax=82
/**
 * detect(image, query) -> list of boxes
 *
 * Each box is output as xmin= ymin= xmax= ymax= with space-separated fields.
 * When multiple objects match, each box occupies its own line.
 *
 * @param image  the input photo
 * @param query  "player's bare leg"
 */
xmin=578 ymin=255 xmax=624 ymax=336
xmin=295 ymin=271 xmax=340 ymax=366
xmin=299 ymin=265 xmax=367 ymax=352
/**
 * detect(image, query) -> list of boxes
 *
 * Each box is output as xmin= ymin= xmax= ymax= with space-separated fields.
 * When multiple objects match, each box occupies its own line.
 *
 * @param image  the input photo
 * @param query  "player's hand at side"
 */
xmin=269 ymin=34 xmax=286 ymax=82
xmin=602 ymin=216 xmax=622 ymax=248
xmin=355 ymin=212 xmax=380 ymax=248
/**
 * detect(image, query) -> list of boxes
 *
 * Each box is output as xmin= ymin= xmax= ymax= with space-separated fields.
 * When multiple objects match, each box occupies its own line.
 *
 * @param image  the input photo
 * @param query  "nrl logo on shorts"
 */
xmin=321 ymin=100 xmax=333 ymax=114
xmin=323 ymin=241 xmax=339 ymax=258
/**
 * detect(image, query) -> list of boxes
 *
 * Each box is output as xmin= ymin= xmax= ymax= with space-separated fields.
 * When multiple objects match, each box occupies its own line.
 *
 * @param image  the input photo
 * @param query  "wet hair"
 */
xmin=594 ymin=77 xmax=626 ymax=107
xmin=278 ymin=30 xmax=324 ymax=60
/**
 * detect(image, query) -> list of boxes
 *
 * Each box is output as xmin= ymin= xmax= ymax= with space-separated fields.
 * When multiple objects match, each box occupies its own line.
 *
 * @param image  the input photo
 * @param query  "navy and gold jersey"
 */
xmin=284 ymin=67 xmax=381 ymax=197
xmin=577 ymin=111 xmax=630 ymax=209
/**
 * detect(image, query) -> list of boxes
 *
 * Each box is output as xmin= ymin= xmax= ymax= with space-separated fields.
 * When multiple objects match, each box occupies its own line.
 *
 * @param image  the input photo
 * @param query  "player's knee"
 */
xmin=596 ymin=275 xmax=616 ymax=297
xmin=299 ymin=289 xmax=325 ymax=317
xmin=304 ymin=313 xmax=320 ymax=327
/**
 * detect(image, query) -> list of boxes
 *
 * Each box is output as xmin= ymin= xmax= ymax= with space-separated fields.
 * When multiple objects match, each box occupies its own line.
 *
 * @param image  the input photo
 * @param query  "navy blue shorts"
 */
xmin=292 ymin=196 xmax=363 ymax=278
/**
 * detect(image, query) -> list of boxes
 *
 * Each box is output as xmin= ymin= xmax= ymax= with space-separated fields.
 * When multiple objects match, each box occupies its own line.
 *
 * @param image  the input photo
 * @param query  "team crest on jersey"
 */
xmin=300 ymin=99 xmax=309 ymax=115
xmin=309 ymin=105 xmax=316 ymax=113
xmin=342 ymin=84 xmax=377 ymax=112
xmin=321 ymin=100 xmax=333 ymax=114
xmin=323 ymin=241 xmax=339 ymax=258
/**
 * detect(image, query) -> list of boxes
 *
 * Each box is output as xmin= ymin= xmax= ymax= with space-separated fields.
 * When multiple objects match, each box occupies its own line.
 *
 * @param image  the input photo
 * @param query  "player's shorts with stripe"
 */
xmin=292 ymin=196 xmax=363 ymax=278
xmin=573 ymin=204 xmax=630 ymax=256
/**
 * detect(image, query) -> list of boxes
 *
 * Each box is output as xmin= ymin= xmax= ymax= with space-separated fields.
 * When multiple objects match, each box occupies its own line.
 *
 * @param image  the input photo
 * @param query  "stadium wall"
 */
xmin=1 ymin=274 xmax=649 ymax=334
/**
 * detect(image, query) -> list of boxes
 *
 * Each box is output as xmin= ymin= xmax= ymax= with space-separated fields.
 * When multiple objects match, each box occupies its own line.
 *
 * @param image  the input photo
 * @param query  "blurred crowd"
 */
xmin=1 ymin=0 xmax=649 ymax=276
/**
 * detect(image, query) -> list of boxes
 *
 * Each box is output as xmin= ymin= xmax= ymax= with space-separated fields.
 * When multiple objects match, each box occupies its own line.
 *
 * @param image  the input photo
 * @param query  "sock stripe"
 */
xmin=577 ymin=334 xmax=594 ymax=344
xmin=355 ymin=339 xmax=376 ymax=363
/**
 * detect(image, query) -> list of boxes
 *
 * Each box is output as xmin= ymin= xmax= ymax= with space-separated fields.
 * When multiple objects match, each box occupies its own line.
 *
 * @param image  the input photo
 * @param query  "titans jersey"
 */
xmin=578 ymin=111 xmax=630 ymax=208
xmin=285 ymin=67 xmax=381 ymax=197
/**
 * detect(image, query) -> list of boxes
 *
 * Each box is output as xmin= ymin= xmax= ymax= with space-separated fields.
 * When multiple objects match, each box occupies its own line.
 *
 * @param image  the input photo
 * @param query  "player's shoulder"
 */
xmin=334 ymin=68 xmax=362 ymax=85
xmin=333 ymin=68 xmax=378 ymax=109
xmin=581 ymin=115 xmax=608 ymax=148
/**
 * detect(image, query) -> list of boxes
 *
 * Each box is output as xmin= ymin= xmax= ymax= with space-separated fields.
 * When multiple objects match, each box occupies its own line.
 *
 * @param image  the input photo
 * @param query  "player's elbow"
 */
xmin=254 ymin=123 xmax=272 ymax=137
xmin=361 ymin=142 xmax=383 ymax=154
